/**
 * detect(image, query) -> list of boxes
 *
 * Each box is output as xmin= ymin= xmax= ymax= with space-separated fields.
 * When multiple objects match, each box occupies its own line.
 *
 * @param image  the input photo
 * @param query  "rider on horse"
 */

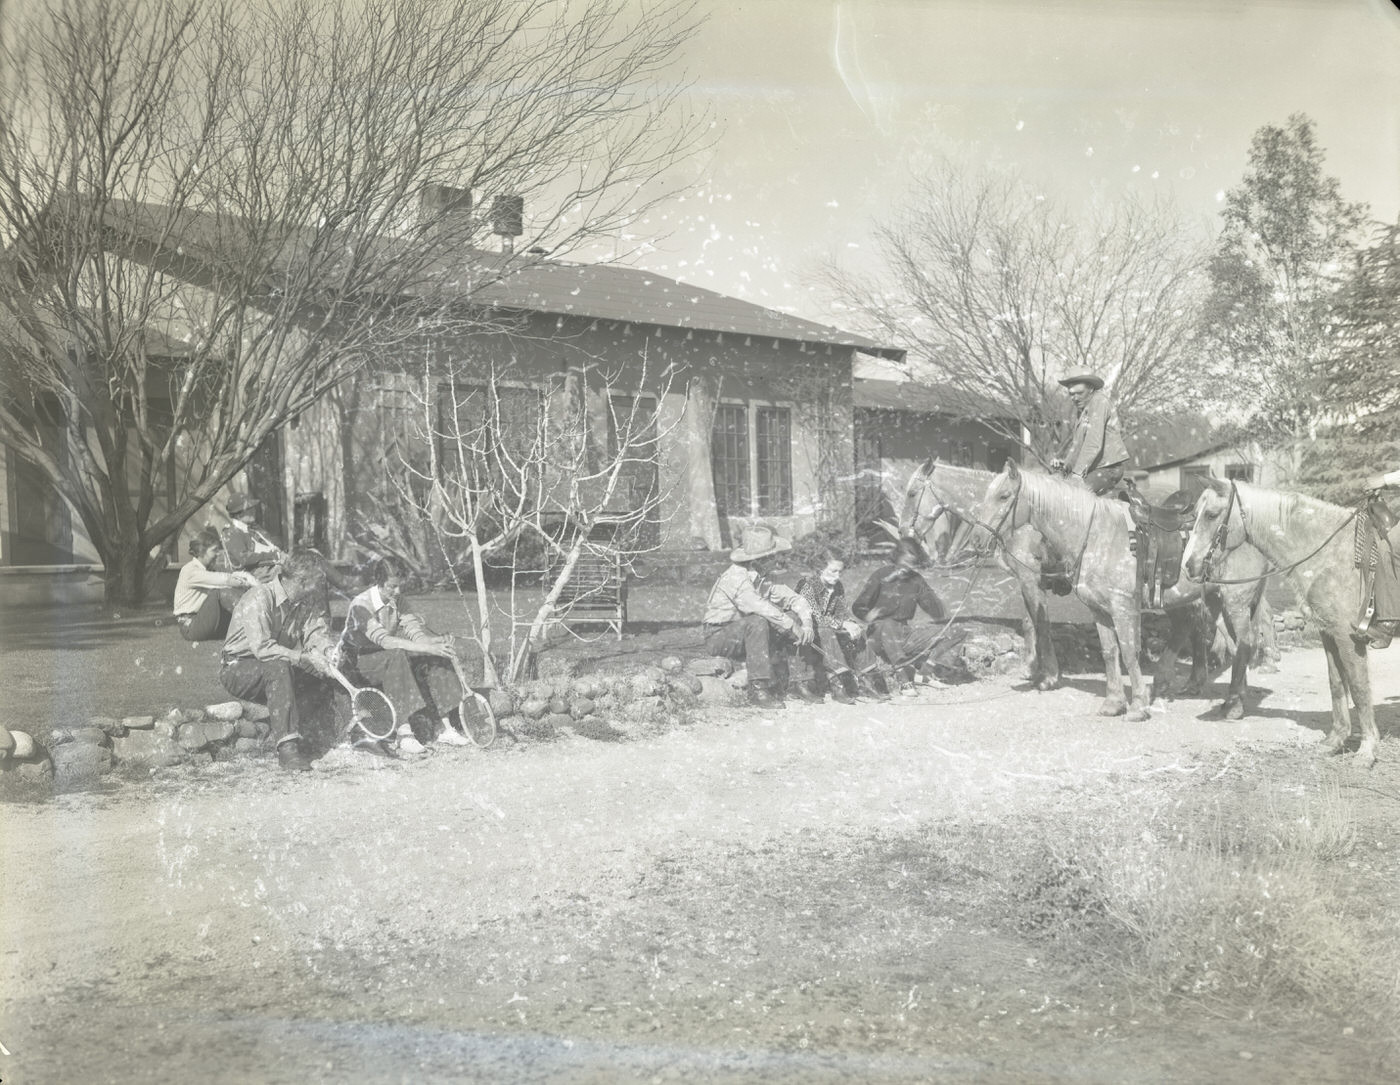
xmin=1050 ymin=370 xmax=1129 ymax=496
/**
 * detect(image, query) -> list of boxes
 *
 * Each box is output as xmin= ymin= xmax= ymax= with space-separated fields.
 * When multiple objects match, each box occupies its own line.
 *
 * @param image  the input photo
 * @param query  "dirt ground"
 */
xmin=4 ymin=615 xmax=1400 ymax=1083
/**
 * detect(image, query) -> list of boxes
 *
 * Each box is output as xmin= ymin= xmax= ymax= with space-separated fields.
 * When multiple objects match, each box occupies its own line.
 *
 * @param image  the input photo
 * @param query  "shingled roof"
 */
xmin=853 ymin=378 xmax=1018 ymax=420
xmin=63 ymin=198 xmax=904 ymax=361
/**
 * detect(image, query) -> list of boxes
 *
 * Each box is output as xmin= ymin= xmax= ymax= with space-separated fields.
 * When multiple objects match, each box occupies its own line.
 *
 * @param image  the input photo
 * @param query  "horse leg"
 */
xmin=1153 ymin=607 xmax=1188 ymax=704
xmin=1219 ymin=593 xmax=1255 ymax=721
xmin=1092 ymin=610 xmax=1127 ymax=716
xmin=1317 ymin=634 xmax=1355 ymax=757
xmin=1013 ymin=532 xmax=1059 ymax=691
xmin=1254 ymin=595 xmax=1280 ymax=674
xmin=1113 ymin=599 xmax=1151 ymax=722
xmin=1336 ymin=635 xmax=1377 ymax=768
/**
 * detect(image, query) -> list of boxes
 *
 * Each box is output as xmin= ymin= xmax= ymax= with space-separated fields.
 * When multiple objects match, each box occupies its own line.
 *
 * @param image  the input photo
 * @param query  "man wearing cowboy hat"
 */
xmin=1050 ymin=370 xmax=1129 ymax=496
xmin=222 ymin=493 xmax=285 ymax=575
xmin=702 ymin=524 xmax=815 ymax=708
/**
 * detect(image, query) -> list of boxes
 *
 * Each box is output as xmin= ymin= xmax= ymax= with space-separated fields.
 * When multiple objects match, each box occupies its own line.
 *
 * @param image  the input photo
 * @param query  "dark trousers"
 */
xmin=704 ymin=614 xmax=789 ymax=683
xmin=178 ymin=592 xmax=230 ymax=642
xmin=792 ymin=624 xmax=878 ymax=687
xmin=350 ymin=649 xmax=462 ymax=732
xmin=1084 ymin=463 xmax=1125 ymax=496
xmin=868 ymin=619 xmax=969 ymax=682
xmin=219 ymin=657 xmax=320 ymax=745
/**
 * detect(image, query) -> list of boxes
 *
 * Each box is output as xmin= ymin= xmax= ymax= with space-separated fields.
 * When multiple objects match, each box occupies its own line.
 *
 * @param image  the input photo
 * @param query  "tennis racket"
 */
xmin=324 ymin=664 xmax=397 ymax=742
xmin=449 ymin=651 xmax=497 ymax=748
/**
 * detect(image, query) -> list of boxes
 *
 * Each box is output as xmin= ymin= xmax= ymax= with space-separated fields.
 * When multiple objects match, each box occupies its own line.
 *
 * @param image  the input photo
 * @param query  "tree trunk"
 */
xmin=685 ymin=371 xmax=724 ymax=550
xmin=103 ymin=538 xmax=161 ymax=607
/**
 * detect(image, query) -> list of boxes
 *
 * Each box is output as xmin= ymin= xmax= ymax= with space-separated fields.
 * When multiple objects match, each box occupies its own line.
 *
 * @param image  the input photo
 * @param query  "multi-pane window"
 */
xmin=711 ymin=402 xmax=793 ymax=517
xmin=436 ymin=382 xmax=543 ymax=492
xmin=711 ymin=403 xmax=750 ymax=517
xmin=755 ymin=407 xmax=792 ymax=516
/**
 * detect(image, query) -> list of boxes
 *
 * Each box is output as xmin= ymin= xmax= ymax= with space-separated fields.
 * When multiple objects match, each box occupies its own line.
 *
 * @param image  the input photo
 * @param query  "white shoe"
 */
xmin=437 ymin=727 xmax=471 ymax=746
xmin=397 ymin=729 xmax=426 ymax=755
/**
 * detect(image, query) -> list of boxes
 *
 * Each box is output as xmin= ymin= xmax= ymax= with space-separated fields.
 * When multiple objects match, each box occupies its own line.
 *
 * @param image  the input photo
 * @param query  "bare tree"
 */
xmin=380 ymin=342 xmax=681 ymax=686
xmin=0 ymin=0 xmax=704 ymax=603
xmin=818 ymin=165 xmax=1209 ymax=460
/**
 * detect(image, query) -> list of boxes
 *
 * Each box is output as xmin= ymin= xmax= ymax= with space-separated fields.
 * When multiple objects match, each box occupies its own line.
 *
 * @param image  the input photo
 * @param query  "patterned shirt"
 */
xmin=795 ymin=576 xmax=853 ymax=630
xmin=340 ymin=585 xmax=431 ymax=659
xmin=703 ymin=564 xmax=812 ymax=629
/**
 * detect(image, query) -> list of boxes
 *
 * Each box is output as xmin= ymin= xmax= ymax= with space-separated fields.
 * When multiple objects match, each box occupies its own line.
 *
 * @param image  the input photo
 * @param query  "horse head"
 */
xmin=873 ymin=457 xmax=952 ymax=558
xmin=954 ymin=460 xmax=1024 ymax=557
xmin=1181 ymin=478 xmax=1238 ymax=581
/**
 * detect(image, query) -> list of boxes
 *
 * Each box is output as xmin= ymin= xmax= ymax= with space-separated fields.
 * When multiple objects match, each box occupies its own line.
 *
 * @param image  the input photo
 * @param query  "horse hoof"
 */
xmin=1099 ymin=702 xmax=1127 ymax=718
xmin=1224 ymin=702 xmax=1244 ymax=721
xmin=1355 ymin=746 xmax=1378 ymax=770
xmin=1319 ymin=738 xmax=1346 ymax=757
xmin=1182 ymin=682 xmax=1205 ymax=696
xmin=1038 ymin=676 xmax=1060 ymax=692
xmin=1125 ymin=707 xmax=1150 ymax=723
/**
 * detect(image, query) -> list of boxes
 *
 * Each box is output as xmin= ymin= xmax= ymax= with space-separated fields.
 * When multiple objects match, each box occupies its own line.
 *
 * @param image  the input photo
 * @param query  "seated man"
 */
xmin=793 ymin=547 xmax=881 ymax=703
xmin=851 ymin=537 xmax=965 ymax=696
xmin=701 ymin=524 xmax=813 ymax=708
xmin=172 ymin=528 xmax=257 ymax=641
xmin=340 ymin=557 xmax=470 ymax=753
xmin=222 ymin=494 xmax=285 ymax=577
xmin=219 ymin=549 xmax=338 ymax=772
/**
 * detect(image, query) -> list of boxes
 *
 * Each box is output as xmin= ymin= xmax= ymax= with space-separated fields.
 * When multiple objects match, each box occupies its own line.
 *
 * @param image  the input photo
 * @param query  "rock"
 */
xmin=204 ymin=701 xmax=244 ymax=722
xmin=666 ymin=677 xmax=698 ymax=701
xmin=641 ymin=665 xmax=667 ymax=684
xmin=235 ymin=718 xmax=270 ymax=739
xmin=571 ymin=678 xmax=599 ymax=700
xmin=990 ymin=653 xmax=1024 ymax=676
xmin=548 ymin=696 xmax=570 ymax=716
xmin=238 ymin=702 xmax=271 ymax=723
xmin=545 ymin=712 xmax=574 ymax=730
xmin=686 ymin=656 xmax=733 ymax=678
xmin=112 ymin=730 xmax=187 ymax=767
xmin=631 ymin=674 xmax=663 ymax=697
xmin=233 ymin=736 xmax=267 ymax=756
xmin=519 ymin=698 xmax=550 ymax=720
xmin=178 ymin=719 xmax=237 ymax=751
xmin=486 ymin=689 xmax=516 ymax=717
xmin=89 ymin=716 xmax=127 ymax=736
xmin=51 ymin=742 xmax=112 ymax=778
xmin=9 ymin=730 xmax=36 ymax=760
xmin=696 ymin=675 xmax=743 ymax=705
xmin=725 ymin=668 xmax=749 ymax=691
xmin=154 ymin=716 xmax=180 ymax=738
xmin=13 ymin=758 xmax=53 ymax=782
xmin=659 ymin=655 xmax=684 ymax=674
xmin=993 ymin=633 xmax=1019 ymax=655
xmin=68 ymin=727 xmax=112 ymax=748
xmin=0 ymin=724 xmax=13 ymax=759
xmin=570 ymin=697 xmax=596 ymax=719
xmin=122 ymin=715 xmax=156 ymax=731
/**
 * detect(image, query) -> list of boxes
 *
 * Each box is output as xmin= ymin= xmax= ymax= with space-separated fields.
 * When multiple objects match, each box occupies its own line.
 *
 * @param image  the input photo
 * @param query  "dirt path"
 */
xmin=3 ymin=648 xmax=1399 ymax=1083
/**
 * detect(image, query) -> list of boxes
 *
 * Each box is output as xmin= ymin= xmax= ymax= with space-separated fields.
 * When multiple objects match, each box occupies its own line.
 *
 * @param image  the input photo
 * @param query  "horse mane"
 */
xmin=1016 ymin=470 xmax=1119 ymax=527
xmin=1230 ymin=480 xmax=1349 ymax=533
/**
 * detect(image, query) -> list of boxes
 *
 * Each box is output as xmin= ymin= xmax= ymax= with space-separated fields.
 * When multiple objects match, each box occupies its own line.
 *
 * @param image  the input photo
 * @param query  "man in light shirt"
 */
xmin=1050 ymin=370 xmax=1129 ymax=495
xmin=702 ymin=524 xmax=814 ymax=709
xmin=219 ymin=550 xmax=338 ymax=772
xmin=171 ymin=529 xmax=257 ymax=641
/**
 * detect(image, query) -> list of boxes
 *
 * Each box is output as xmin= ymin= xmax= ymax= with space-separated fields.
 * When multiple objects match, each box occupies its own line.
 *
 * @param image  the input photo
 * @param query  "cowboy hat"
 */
xmin=227 ymin=494 xmax=262 ymax=517
xmin=1057 ymin=370 xmax=1105 ymax=391
xmin=730 ymin=524 xmax=792 ymax=563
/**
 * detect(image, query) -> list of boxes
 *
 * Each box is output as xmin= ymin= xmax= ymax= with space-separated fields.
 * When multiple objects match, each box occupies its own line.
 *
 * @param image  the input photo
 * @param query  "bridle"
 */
xmin=957 ymin=469 xmax=1025 ymax=561
xmin=1197 ymin=482 xmax=1242 ymax=583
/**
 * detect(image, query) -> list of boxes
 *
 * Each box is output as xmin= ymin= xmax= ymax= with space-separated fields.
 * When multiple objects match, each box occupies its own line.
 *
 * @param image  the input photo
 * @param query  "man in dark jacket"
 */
xmin=1051 ymin=370 xmax=1129 ymax=495
xmin=851 ymin=538 xmax=964 ymax=695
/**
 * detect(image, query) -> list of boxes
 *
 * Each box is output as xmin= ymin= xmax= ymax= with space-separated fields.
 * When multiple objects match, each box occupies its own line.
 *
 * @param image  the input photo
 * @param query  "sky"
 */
xmin=616 ymin=0 xmax=1400 ymax=334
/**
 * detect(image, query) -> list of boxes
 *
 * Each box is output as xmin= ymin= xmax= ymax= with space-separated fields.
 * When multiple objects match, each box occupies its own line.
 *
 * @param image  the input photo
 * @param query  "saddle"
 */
xmin=1122 ymin=485 xmax=1194 ymax=609
xmin=1354 ymin=496 xmax=1400 ymax=649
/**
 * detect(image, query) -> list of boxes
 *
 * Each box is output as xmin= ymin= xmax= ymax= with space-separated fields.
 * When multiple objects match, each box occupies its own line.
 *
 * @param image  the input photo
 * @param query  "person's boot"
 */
xmin=275 ymin=737 xmax=313 ymax=772
xmin=857 ymin=673 xmax=891 ymax=702
xmin=747 ymin=680 xmax=786 ymax=709
xmin=793 ymin=681 xmax=825 ymax=704
xmin=830 ymin=675 xmax=857 ymax=705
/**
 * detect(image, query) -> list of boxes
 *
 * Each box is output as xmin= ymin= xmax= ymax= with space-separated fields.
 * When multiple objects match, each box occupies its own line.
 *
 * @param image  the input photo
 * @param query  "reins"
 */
xmin=1200 ymin=482 xmax=1361 ymax=586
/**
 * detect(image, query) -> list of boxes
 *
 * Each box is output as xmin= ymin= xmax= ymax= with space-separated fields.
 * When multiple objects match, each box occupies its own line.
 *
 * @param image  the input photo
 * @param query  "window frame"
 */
xmin=712 ymin=397 xmax=796 ymax=518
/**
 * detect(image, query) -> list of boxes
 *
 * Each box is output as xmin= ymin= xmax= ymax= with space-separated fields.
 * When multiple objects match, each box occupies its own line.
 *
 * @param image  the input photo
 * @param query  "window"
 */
xmin=711 ymin=402 xmax=793 ymax=517
xmin=1224 ymin=463 xmax=1255 ymax=483
xmin=711 ymin=403 xmax=750 ymax=517
xmin=953 ymin=441 xmax=975 ymax=467
xmin=755 ymin=407 xmax=792 ymax=515
xmin=436 ymin=382 xmax=544 ymax=494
